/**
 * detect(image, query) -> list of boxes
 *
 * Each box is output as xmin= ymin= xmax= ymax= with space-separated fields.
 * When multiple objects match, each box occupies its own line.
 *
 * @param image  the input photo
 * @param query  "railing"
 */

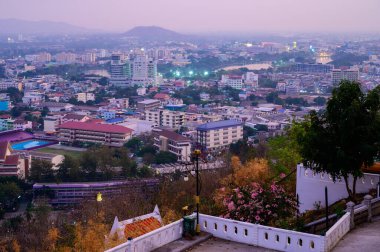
xmin=105 ymin=219 xmax=183 ymax=252
xmin=106 ymin=196 xmax=380 ymax=252
xmin=324 ymin=213 xmax=350 ymax=251
xmin=198 ymin=214 xmax=325 ymax=252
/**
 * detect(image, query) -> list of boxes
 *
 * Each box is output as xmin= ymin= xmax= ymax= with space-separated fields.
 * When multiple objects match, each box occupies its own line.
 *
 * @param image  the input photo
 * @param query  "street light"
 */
xmin=96 ymin=192 xmax=102 ymax=216
xmin=193 ymin=149 xmax=201 ymax=235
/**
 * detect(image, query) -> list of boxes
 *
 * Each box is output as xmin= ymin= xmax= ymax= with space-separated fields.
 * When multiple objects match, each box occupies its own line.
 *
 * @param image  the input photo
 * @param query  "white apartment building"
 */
xmin=108 ymin=98 xmax=129 ymax=109
xmin=131 ymin=54 xmax=157 ymax=86
xmin=221 ymin=75 xmax=243 ymax=90
xmin=76 ymin=92 xmax=95 ymax=103
xmin=153 ymin=129 xmax=191 ymax=162
xmin=22 ymin=91 xmax=44 ymax=105
xmin=244 ymin=72 xmax=259 ymax=89
xmin=0 ymin=80 xmax=22 ymax=91
xmin=145 ymin=110 xmax=185 ymax=129
xmin=332 ymin=68 xmax=359 ymax=85
xmin=196 ymin=120 xmax=243 ymax=150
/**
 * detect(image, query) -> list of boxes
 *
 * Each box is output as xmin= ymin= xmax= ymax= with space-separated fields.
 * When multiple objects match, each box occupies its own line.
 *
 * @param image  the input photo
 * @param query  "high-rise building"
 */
xmin=332 ymin=68 xmax=359 ymax=85
xmin=130 ymin=54 xmax=157 ymax=86
xmin=110 ymin=52 xmax=157 ymax=87
xmin=110 ymin=54 xmax=130 ymax=87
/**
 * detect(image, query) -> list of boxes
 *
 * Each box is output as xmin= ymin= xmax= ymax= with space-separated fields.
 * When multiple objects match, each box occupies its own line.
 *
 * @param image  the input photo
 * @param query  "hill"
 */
xmin=123 ymin=26 xmax=187 ymax=41
xmin=0 ymin=19 xmax=96 ymax=35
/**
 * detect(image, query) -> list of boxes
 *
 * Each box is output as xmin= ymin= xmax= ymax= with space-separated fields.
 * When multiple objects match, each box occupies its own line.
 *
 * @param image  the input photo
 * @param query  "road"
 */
xmin=333 ymin=217 xmax=380 ymax=252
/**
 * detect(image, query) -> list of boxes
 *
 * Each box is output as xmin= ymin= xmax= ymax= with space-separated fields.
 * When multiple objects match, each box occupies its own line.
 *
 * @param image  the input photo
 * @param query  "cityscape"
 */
xmin=0 ymin=0 xmax=380 ymax=251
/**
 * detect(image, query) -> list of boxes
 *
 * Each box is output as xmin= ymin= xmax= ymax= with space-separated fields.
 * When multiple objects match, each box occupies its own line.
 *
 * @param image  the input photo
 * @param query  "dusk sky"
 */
xmin=1 ymin=0 xmax=379 ymax=34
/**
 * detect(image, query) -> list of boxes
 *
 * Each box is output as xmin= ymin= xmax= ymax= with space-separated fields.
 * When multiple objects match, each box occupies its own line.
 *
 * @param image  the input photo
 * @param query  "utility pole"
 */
xmin=194 ymin=149 xmax=201 ymax=235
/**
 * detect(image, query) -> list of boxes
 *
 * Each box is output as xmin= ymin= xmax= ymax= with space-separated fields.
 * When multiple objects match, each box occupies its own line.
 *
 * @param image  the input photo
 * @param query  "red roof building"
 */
xmin=0 ymin=141 xmax=31 ymax=179
xmin=58 ymin=122 xmax=133 ymax=147
xmin=153 ymin=93 xmax=170 ymax=101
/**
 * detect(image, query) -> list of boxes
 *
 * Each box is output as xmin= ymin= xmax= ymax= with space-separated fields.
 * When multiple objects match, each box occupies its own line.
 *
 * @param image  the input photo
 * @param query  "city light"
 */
xmin=175 ymin=70 xmax=181 ymax=77
xmin=189 ymin=70 xmax=194 ymax=75
xmin=203 ymin=71 xmax=209 ymax=76
xmin=245 ymin=43 xmax=253 ymax=48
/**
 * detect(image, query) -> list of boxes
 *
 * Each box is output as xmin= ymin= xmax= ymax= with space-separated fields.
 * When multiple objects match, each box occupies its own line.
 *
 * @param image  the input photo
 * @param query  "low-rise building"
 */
xmin=153 ymin=129 xmax=191 ymax=162
xmin=76 ymin=92 xmax=95 ymax=103
xmin=137 ymin=99 xmax=161 ymax=111
xmin=196 ymin=120 xmax=243 ymax=150
xmin=108 ymin=98 xmax=129 ymax=109
xmin=0 ymin=141 xmax=31 ymax=179
xmin=145 ymin=110 xmax=185 ymax=129
xmin=58 ymin=121 xmax=133 ymax=147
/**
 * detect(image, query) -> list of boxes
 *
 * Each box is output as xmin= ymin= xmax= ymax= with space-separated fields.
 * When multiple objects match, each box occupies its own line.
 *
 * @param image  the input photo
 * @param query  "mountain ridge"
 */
xmin=0 ymin=18 xmax=98 ymax=35
xmin=123 ymin=26 xmax=189 ymax=41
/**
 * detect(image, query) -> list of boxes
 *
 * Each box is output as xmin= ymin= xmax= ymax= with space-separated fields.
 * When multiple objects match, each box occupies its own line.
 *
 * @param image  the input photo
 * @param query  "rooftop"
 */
xmin=197 ymin=120 xmax=242 ymax=131
xmin=138 ymin=99 xmax=160 ymax=105
xmin=124 ymin=217 xmax=162 ymax=239
xmin=58 ymin=121 xmax=133 ymax=134
xmin=154 ymin=129 xmax=191 ymax=142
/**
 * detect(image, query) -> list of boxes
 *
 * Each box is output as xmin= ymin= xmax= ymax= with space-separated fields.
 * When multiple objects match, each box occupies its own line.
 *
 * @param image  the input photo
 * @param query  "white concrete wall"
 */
xmin=199 ymin=214 xmax=325 ymax=252
xmin=296 ymin=164 xmax=380 ymax=212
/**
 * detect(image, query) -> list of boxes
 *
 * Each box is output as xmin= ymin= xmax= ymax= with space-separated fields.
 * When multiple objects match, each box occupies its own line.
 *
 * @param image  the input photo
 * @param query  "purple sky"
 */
xmin=1 ymin=0 xmax=379 ymax=33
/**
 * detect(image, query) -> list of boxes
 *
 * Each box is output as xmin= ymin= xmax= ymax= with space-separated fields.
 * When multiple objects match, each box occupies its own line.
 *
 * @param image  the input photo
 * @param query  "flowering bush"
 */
xmin=222 ymin=182 xmax=297 ymax=225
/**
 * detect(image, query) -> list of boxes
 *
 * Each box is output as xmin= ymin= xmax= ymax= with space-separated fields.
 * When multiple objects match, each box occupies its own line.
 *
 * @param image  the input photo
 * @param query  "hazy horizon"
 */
xmin=0 ymin=0 xmax=379 ymax=34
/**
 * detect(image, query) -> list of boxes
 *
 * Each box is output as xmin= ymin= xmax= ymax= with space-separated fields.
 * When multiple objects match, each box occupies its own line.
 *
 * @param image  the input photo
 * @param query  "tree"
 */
xmin=313 ymin=96 xmax=326 ymax=106
xmin=30 ymin=160 xmax=55 ymax=182
xmin=41 ymin=106 xmax=49 ymax=117
xmin=229 ymin=140 xmax=256 ymax=163
xmin=80 ymin=151 xmax=98 ymax=178
xmin=138 ymin=145 xmax=156 ymax=157
xmin=155 ymin=151 xmax=177 ymax=164
xmin=124 ymin=137 xmax=142 ymax=154
xmin=0 ymin=182 xmax=22 ymax=211
xmin=57 ymin=155 xmax=80 ymax=181
xmin=98 ymin=77 xmax=109 ymax=86
xmin=222 ymin=182 xmax=297 ymax=225
xmin=297 ymin=81 xmax=380 ymax=200
xmin=266 ymin=92 xmax=283 ymax=105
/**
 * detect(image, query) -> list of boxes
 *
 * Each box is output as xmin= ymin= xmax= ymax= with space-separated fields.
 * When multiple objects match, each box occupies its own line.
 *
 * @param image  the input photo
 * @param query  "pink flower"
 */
xmin=255 ymin=215 xmax=261 ymax=221
xmin=228 ymin=201 xmax=236 ymax=211
xmin=279 ymin=173 xmax=286 ymax=178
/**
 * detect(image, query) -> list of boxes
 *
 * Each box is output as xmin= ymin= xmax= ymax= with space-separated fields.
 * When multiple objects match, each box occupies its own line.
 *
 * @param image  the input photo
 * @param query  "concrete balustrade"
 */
xmin=106 ymin=195 xmax=380 ymax=252
xmin=199 ymin=213 xmax=325 ymax=252
xmin=105 ymin=219 xmax=183 ymax=252
xmin=324 ymin=212 xmax=351 ymax=251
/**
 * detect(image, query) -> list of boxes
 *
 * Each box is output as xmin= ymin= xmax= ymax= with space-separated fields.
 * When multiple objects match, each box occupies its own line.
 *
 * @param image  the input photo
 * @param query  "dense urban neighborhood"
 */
xmin=1 ymin=1 xmax=380 ymax=251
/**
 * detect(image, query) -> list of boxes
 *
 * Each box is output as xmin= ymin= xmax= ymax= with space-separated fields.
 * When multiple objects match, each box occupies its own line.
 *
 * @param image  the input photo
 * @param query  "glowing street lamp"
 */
xmin=96 ymin=192 xmax=102 ymax=216
xmin=203 ymin=71 xmax=209 ymax=76
xmin=188 ymin=70 xmax=194 ymax=76
xmin=96 ymin=192 xmax=103 ymax=202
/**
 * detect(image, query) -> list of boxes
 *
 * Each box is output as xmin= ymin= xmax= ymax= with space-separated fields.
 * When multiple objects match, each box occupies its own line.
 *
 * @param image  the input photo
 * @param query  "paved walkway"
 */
xmin=188 ymin=237 xmax=277 ymax=252
xmin=333 ymin=217 xmax=380 ymax=252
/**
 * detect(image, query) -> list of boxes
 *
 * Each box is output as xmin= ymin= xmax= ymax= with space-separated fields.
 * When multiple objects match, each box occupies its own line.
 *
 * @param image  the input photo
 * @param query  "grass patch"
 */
xmin=37 ymin=147 xmax=83 ymax=159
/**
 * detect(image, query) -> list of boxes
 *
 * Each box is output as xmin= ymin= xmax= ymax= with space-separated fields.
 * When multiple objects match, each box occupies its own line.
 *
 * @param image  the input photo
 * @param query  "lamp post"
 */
xmin=96 ymin=192 xmax=102 ymax=216
xmin=193 ymin=149 xmax=201 ymax=235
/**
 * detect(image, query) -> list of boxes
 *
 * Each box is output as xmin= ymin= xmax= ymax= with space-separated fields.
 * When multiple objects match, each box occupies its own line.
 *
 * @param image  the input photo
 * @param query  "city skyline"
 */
xmin=0 ymin=0 xmax=380 ymax=34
